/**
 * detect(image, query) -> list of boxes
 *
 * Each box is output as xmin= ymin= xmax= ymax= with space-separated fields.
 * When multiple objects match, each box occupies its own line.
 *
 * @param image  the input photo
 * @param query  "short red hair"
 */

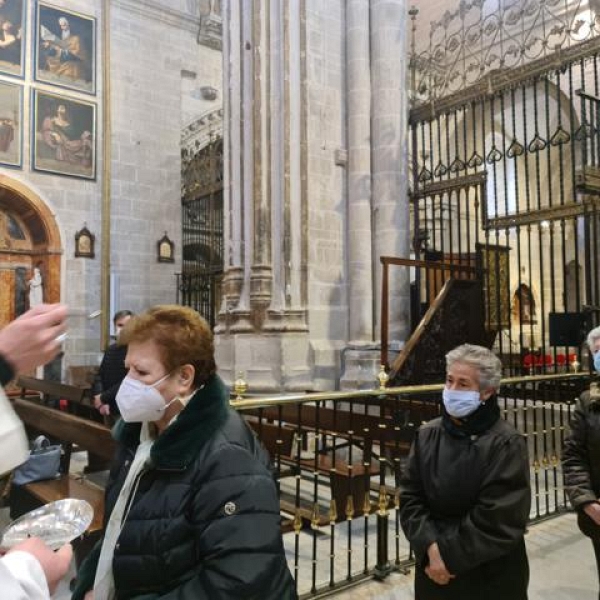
xmin=119 ymin=305 xmax=216 ymax=387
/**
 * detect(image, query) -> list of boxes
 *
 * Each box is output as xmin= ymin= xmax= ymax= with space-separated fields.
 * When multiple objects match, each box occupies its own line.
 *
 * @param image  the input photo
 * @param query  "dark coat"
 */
xmin=399 ymin=415 xmax=531 ymax=600
xmin=92 ymin=343 xmax=128 ymax=414
xmin=562 ymin=388 xmax=600 ymax=510
xmin=73 ymin=375 xmax=297 ymax=600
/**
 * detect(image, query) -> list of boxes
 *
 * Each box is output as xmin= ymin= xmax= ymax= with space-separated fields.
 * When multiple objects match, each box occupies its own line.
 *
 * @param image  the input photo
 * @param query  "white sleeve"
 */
xmin=0 ymin=551 xmax=50 ymax=600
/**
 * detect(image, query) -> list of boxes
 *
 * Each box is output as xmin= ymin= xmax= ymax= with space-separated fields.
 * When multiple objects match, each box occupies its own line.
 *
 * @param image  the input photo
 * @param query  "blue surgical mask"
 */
xmin=594 ymin=351 xmax=600 ymax=373
xmin=442 ymin=388 xmax=482 ymax=418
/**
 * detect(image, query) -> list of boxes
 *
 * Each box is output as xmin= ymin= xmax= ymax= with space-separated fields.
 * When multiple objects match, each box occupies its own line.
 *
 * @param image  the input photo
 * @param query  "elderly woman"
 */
xmin=399 ymin=343 xmax=530 ymax=600
xmin=562 ymin=326 xmax=600 ymax=599
xmin=73 ymin=305 xmax=296 ymax=600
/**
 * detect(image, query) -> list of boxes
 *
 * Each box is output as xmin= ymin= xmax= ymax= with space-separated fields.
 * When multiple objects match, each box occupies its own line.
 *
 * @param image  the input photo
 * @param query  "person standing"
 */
xmin=0 ymin=303 xmax=73 ymax=599
xmin=72 ymin=305 xmax=296 ymax=600
xmin=400 ymin=343 xmax=531 ymax=600
xmin=562 ymin=325 xmax=600 ymax=600
xmin=92 ymin=310 xmax=133 ymax=417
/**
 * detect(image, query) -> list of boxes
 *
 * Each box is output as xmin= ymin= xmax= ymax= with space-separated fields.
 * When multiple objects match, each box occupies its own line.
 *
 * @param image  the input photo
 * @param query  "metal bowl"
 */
xmin=1 ymin=498 xmax=94 ymax=550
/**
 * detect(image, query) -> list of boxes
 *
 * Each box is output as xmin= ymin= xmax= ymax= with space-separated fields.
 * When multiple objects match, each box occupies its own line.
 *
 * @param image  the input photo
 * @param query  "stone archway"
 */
xmin=0 ymin=174 xmax=62 ymax=327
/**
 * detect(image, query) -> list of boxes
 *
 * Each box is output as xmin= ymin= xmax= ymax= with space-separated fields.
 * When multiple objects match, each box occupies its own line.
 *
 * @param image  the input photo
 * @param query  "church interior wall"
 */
xmin=0 ymin=0 xmax=225 ymax=376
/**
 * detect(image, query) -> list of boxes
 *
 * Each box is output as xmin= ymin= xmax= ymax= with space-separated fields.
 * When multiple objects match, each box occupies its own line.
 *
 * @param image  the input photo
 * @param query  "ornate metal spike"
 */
xmin=329 ymin=498 xmax=338 ymax=524
xmin=533 ymin=459 xmax=540 ymax=472
xmin=293 ymin=509 xmax=303 ymax=533
xmin=549 ymin=125 xmax=571 ymax=146
xmin=486 ymin=145 xmax=503 ymax=163
xmin=574 ymin=122 xmax=593 ymax=141
xmin=506 ymin=138 xmax=525 ymax=158
xmin=466 ymin=150 xmax=484 ymax=168
xmin=394 ymin=490 xmax=400 ymax=509
xmin=527 ymin=133 xmax=548 ymax=153
xmin=345 ymin=495 xmax=355 ymax=520
xmin=434 ymin=160 xmax=448 ymax=177
xmin=418 ymin=165 xmax=433 ymax=182
xmin=363 ymin=494 xmax=371 ymax=516
xmin=449 ymin=156 xmax=466 ymax=173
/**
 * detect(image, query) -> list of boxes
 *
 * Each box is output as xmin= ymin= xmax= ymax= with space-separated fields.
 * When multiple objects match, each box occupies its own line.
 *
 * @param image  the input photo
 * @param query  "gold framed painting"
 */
xmin=0 ymin=80 xmax=22 ymax=168
xmin=0 ymin=0 xmax=26 ymax=78
xmin=32 ymin=89 xmax=96 ymax=180
xmin=35 ymin=2 xmax=95 ymax=95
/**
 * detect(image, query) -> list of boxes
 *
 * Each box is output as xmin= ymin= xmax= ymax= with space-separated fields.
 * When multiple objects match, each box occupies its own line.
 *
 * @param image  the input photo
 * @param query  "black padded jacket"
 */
xmin=72 ymin=374 xmax=297 ymax=600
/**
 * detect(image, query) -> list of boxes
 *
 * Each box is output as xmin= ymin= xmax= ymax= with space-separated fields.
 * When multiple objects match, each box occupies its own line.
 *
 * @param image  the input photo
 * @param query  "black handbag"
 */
xmin=12 ymin=435 xmax=62 ymax=486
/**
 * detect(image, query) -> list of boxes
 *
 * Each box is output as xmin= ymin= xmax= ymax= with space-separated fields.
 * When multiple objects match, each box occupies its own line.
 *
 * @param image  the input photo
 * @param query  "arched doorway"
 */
xmin=0 ymin=174 xmax=62 ymax=329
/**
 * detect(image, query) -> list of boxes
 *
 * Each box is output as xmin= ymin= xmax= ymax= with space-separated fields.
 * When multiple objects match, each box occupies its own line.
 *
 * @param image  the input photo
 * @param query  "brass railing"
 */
xmin=231 ymin=372 xmax=589 ymax=599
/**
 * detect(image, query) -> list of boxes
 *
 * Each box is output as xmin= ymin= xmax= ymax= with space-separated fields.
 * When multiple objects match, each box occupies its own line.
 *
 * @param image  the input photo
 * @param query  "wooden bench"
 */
xmin=10 ymin=398 xmax=116 ymax=563
xmin=16 ymin=375 xmax=97 ymax=420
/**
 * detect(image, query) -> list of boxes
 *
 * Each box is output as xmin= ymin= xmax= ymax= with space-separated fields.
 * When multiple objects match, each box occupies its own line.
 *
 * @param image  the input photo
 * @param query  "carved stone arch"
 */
xmin=0 ymin=173 xmax=62 ymax=326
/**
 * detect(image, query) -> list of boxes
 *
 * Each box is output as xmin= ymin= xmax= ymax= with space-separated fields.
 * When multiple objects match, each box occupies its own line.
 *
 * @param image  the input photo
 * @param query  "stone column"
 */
xmin=216 ymin=0 xmax=310 ymax=391
xmin=347 ymin=0 xmax=373 ymax=344
xmin=371 ymin=0 xmax=410 ymax=344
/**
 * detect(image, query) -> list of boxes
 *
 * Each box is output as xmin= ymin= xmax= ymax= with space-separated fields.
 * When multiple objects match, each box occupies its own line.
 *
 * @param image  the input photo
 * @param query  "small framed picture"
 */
xmin=0 ymin=0 xmax=26 ymax=79
xmin=157 ymin=232 xmax=174 ymax=263
xmin=32 ymin=89 xmax=96 ymax=180
xmin=0 ymin=81 xmax=22 ymax=168
xmin=75 ymin=224 xmax=94 ymax=258
xmin=35 ymin=2 xmax=96 ymax=95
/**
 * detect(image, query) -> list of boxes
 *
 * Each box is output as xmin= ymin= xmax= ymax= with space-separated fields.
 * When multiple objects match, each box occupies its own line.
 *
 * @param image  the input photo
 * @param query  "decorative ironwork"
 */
xmin=179 ymin=128 xmax=224 ymax=328
xmin=411 ymin=0 xmax=600 ymax=102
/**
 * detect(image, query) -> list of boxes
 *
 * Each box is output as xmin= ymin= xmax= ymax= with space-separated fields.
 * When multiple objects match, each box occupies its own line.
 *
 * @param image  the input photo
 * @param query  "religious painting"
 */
xmin=157 ymin=232 xmax=175 ymax=263
xmin=0 ymin=80 xmax=22 ymax=167
xmin=74 ymin=224 xmax=94 ymax=258
xmin=32 ymin=90 xmax=96 ymax=180
xmin=35 ymin=2 xmax=95 ymax=95
xmin=0 ymin=0 xmax=25 ymax=78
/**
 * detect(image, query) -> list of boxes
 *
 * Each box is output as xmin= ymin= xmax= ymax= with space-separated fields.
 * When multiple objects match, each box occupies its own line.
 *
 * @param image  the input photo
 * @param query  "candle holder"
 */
xmin=377 ymin=364 xmax=389 ymax=390
xmin=233 ymin=371 xmax=247 ymax=400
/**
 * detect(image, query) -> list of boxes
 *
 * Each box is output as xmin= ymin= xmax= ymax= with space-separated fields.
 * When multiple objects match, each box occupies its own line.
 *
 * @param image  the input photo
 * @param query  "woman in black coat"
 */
xmin=72 ymin=305 xmax=296 ymax=600
xmin=562 ymin=325 xmax=600 ymax=599
xmin=400 ymin=344 xmax=531 ymax=600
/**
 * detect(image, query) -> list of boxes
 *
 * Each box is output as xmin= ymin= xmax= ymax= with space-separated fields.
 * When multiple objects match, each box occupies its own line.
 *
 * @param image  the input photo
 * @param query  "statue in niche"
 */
xmin=28 ymin=264 xmax=43 ymax=307
xmin=511 ymin=283 xmax=536 ymax=325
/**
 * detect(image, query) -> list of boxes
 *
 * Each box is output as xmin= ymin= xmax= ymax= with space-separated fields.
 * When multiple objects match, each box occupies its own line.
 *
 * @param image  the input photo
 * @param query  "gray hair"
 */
xmin=587 ymin=326 xmax=600 ymax=351
xmin=445 ymin=343 xmax=502 ymax=391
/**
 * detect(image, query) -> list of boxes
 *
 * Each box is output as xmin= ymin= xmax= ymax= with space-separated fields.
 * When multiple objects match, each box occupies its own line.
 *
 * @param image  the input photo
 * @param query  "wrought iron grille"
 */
xmin=179 ymin=136 xmax=224 ymax=328
xmin=409 ymin=5 xmax=600 ymax=378
xmin=412 ymin=0 xmax=600 ymax=101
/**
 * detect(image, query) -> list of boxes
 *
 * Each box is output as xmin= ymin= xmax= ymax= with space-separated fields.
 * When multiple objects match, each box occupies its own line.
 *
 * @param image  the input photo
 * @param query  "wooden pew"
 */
xmin=16 ymin=375 xmax=97 ymax=420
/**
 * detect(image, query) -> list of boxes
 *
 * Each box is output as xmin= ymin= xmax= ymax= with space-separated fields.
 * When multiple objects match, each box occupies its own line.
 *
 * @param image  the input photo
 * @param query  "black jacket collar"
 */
xmin=113 ymin=374 xmax=230 ymax=470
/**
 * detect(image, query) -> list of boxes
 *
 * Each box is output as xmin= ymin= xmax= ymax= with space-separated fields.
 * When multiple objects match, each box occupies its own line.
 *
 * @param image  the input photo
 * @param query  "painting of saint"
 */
xmin=35 ymin=3 xmax=95 ymax=94
xmin=0 ymin=80 xmax=21 ymax=167
xmin=33 ymin=90 xmax=96 ymax=180
xmin=0 ymin=0 xmax=25 ymax=77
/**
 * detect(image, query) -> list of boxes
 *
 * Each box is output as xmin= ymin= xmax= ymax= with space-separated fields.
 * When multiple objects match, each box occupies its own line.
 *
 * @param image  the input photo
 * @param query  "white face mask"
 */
xmin=116 ymin=373 xmax=178 ymax=422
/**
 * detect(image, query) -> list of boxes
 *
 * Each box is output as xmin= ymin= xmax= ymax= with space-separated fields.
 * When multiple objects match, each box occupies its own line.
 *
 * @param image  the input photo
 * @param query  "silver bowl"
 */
xmin=1 ymin=498 xmax=94 ymax=550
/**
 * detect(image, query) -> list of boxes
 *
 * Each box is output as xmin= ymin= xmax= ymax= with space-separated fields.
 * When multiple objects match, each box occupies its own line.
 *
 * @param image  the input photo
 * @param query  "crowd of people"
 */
xmin=2 ymin=304 xmax=600 ymax=599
